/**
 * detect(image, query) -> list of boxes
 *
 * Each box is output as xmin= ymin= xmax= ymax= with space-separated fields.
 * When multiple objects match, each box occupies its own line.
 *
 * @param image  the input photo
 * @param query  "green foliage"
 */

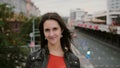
xmin=0 ymin=3 xmax=30 ymax=68
xmin=0 ymin=3 xmax=41 ymax=67
xmin=0 ymin=3 xmax=14 ymax=20
xmin=0 ymin=3 xmax=14 ymax=46
xmin=0 ymin=46 xmax=29 ymax=68
xmin=0 ymin=20 xmax=4 ymax=27
xmin=19 ymin=17 xmax=41 ymax=44
xmin=0 ymin=33 xmax=9 ymax=46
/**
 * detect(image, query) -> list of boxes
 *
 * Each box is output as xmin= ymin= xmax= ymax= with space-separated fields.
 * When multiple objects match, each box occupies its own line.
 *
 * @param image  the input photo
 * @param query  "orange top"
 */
xmin=47 ymin=54 xmax=66 ymax=68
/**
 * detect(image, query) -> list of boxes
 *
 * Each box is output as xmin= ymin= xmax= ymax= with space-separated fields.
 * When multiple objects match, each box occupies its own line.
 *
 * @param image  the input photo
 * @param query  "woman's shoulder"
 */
xmin=29 ymin=48 xmax=45 ymax=61
xmin=65 ymin=52 xmax=80 ymax=68
xmin=67 ymin=52 xmax=79 ymax=60
xmin=25 ymin=49 xmax=45 ymax=68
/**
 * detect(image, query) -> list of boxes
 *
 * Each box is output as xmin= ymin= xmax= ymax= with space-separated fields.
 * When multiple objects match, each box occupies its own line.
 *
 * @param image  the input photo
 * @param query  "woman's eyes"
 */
xmin=44 ymin=27 xmax=58 ymax=32
xmin=45 ymin=29 xmax=49 ymax=32
xmin=53 ymin=27 xmax=58 ymax=31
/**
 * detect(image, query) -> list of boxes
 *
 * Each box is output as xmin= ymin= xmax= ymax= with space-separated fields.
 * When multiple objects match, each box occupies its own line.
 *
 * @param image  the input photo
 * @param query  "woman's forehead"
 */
xmin=43 ymin=20 xmax=60 ymax=28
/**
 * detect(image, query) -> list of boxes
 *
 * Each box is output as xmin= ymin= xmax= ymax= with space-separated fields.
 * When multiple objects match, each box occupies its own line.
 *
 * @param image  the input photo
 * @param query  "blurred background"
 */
xmin=0 ymin=0 xmax=120 ymax=68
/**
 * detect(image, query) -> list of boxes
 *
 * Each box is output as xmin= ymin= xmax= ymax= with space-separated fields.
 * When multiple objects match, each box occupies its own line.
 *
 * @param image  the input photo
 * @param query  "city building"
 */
xmin=0 ymin=0 xmax=40 ymax=32
xmin=0 ymin=0 xmax=40 ymax=17
xmin=69 ymin=8 xmax=94 ymax=28
xmin=68 ymin=8 xmax=88 ymax=32
xmin=69 ymin=8 xmax=87 ymax=23
xmin=69 ymin=0 xmax=120 ymax=35
xmin=107 ymin=0 xmax=120 ymax=25
xmin=108 ymin=0 xmax=120 ymax=12
xmin=69 ymin=0 xmax=120 ymax=25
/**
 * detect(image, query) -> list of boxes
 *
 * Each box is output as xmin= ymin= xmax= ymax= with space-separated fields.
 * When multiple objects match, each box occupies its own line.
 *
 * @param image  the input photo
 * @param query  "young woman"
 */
xmin=25 ymin=12 xmax=80 ymax=68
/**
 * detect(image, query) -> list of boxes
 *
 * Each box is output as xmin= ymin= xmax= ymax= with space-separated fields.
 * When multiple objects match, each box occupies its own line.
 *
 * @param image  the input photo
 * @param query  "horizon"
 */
xmin=31 ymin=0 xmax=107 ymax=17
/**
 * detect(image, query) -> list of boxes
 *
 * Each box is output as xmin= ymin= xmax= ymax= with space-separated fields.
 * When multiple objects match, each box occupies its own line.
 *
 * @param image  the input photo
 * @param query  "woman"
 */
xmin=25 ymin=12 xmax=80 ymax=68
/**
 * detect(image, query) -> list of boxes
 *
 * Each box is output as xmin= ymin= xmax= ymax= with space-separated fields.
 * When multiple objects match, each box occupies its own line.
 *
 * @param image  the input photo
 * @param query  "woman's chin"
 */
xmin=48 ymin=41 xmax=57 ymax=45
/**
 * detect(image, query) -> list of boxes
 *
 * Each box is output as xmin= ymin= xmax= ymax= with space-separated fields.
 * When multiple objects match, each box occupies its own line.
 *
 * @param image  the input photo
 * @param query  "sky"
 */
xmin=31 ymin=0 xmax=107 ymax=17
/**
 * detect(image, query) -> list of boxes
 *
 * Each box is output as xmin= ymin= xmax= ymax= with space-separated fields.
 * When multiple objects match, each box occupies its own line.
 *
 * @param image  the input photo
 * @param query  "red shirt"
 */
xmin=47 ymin=54 xmax=66 ymax=68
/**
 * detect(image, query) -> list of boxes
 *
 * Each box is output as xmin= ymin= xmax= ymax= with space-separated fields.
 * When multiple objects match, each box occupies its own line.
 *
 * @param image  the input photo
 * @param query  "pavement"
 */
xmin=71 ymin=44 xmax=94 ymax=68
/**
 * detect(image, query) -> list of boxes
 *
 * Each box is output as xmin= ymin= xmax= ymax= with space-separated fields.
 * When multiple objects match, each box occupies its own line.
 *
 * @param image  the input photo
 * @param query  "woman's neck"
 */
xmin=48 ymin=43 xmax=64 ymax=56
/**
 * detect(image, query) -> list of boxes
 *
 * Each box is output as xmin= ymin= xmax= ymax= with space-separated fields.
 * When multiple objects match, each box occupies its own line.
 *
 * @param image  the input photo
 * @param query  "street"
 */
xmin=73 ymin=29 xmax=120 ymax=68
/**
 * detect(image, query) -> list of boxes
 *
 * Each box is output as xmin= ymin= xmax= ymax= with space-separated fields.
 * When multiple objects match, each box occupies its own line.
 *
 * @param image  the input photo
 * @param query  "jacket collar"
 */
xmin=31 ymin=48 xmax=71 ymax=68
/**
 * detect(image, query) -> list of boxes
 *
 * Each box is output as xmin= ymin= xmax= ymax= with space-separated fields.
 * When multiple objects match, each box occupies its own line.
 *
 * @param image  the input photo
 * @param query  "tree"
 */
xmin=0 ymin=3 xmax=29 ymax=68
xmin=0 ymin=3 xmax=14 ymax=46
xmin=0 ymin=3 xmax=14 ymax=19
xmin=19 ymin=17 xmax=41 ymax=45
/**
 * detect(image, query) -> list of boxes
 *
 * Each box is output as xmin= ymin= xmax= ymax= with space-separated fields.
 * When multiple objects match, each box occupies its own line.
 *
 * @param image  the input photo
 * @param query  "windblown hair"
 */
xmin=39 ymin=12 xmax=72 ymax=52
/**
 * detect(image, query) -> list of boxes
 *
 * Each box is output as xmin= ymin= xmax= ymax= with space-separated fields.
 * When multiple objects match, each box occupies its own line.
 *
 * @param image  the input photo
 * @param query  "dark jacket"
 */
xmin=25 ymin=48 xmax=80 ymax=68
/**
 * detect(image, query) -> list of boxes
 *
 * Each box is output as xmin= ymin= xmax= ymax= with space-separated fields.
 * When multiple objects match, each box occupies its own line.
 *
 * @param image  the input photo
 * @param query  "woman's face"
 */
xmin=43 ymin=19 xmax=62 ymax=45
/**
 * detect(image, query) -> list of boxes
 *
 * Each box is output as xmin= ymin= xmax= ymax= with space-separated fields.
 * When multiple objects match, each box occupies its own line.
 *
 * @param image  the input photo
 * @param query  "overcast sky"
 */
xmin=31 ymin=0 xmax=107 ymax=17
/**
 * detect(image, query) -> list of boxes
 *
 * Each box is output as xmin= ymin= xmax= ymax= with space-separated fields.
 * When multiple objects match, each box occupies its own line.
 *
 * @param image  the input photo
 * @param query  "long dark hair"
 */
xmin=39 ymin=12 xmax=72 ymax=52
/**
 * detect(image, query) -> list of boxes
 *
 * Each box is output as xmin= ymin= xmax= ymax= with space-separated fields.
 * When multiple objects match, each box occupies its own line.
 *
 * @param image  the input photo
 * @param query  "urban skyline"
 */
xmin=31 ymin=0 xmax=107 ymax=17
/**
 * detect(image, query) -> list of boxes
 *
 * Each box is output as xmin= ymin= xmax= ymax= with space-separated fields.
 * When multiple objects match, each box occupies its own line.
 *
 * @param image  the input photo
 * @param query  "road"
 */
xmin=73 ymin=29 xmax=120 ymax=68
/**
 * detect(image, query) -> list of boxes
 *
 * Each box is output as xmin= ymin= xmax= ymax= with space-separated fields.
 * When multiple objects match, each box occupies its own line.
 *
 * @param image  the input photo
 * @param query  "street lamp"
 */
xmin=32 ymin=18 xmax=36 ymax=51
xmin=29 ymin=18 xmax=35 ymax=53
xmin=29 ymin=32 xmax=34 ymax=52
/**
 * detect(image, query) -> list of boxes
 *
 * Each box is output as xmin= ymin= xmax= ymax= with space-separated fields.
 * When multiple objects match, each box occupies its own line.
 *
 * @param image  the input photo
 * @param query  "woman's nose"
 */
xmin=49 ymin=31 xmax=54 ymax=36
